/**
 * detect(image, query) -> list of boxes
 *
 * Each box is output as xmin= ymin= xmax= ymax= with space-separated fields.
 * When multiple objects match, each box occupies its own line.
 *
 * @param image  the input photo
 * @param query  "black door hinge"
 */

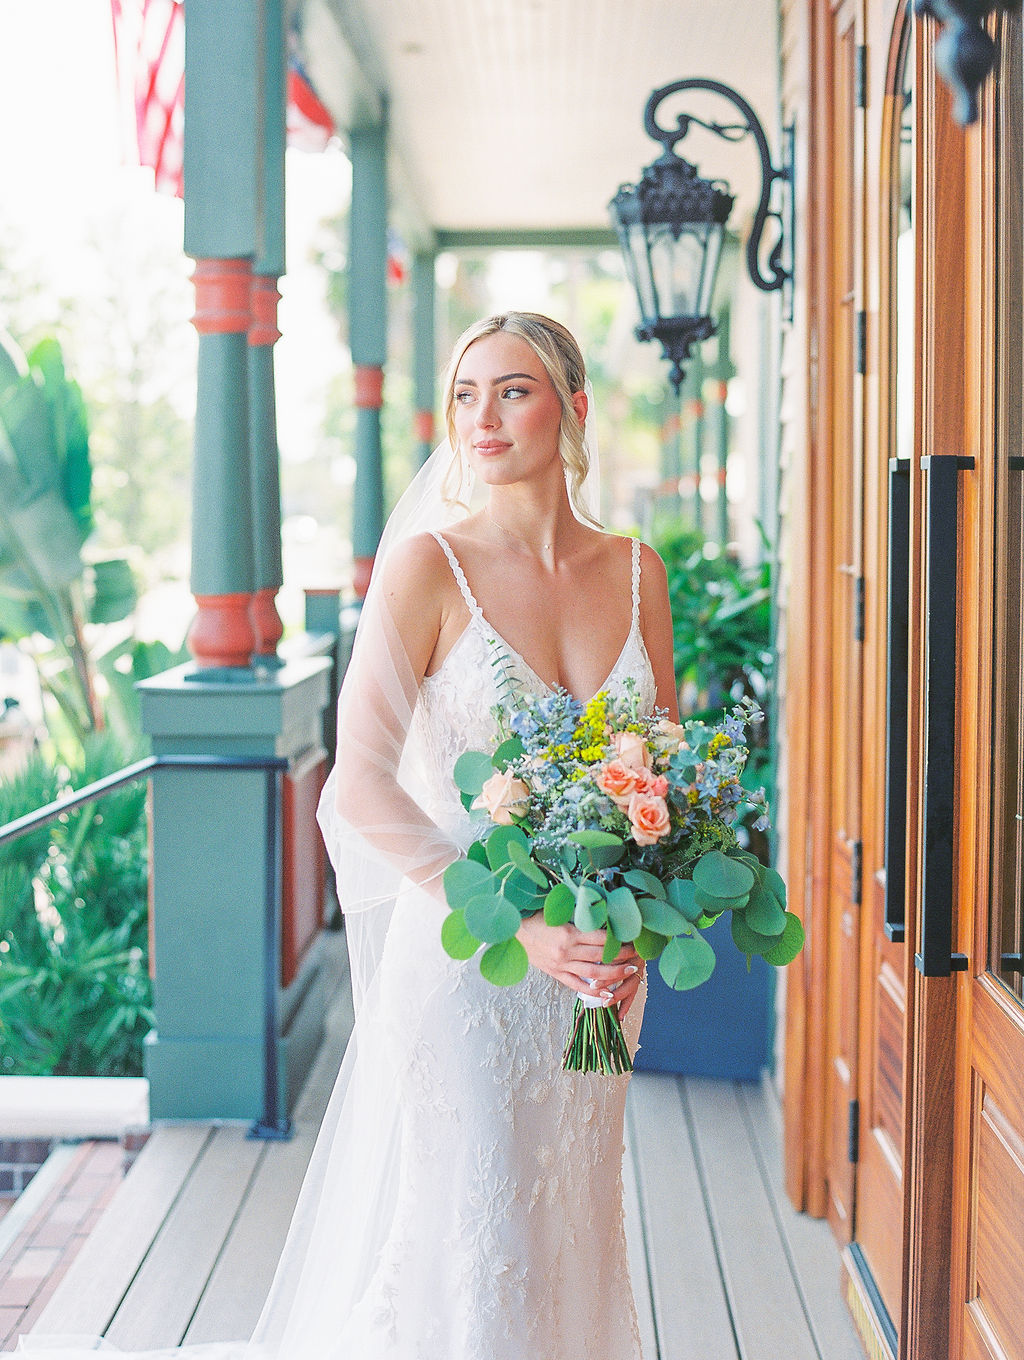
xmin=856 ymin=310 xmax=867 ymax=376
xmin=851 ymin=839 xmax=863 ymax=906
xmin=855 ymin=45 xmax=867 ymax=109
xmin=848 ymin=1098 xmax=860 ymax=1163
xmin=854 ymin=574 xmax=865 ymax=641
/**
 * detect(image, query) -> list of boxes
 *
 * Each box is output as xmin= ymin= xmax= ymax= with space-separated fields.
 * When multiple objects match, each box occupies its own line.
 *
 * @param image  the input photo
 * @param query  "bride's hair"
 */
xmin=440 ymin=311 xmax=598 ymax=525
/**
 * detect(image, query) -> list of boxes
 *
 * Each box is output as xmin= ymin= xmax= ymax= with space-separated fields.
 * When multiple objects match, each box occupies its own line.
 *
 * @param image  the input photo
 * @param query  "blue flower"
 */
xmin=510 ymin=709 xmax=538 ymax=739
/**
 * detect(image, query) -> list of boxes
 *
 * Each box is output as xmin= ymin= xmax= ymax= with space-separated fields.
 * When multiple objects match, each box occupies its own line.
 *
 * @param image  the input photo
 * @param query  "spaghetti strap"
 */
xmin=630 ymin=537 xmax=641 ymax=626
xmin=430 ymin=531 xmax=483 ymax=619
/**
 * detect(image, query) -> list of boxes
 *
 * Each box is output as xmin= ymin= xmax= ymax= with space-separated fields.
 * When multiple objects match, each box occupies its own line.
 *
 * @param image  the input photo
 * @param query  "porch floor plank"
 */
xmin=183 ymin=1124 xmax=317 ymax=1345
xmin=684 ymin=1077 xmax=829 ymax=1360
xmin=30 ymin=1124 xmax=210 ymax=1339
xmin=105 ymin=1126 xmax=263 ymax=1351
xmin=621 ymin=1121 xmax=659 ymax=1360
xmin=626 ymin=1073 xmax=738 ymax=1360
xmin=736 ymin=1081 xmax=866 ymax=1360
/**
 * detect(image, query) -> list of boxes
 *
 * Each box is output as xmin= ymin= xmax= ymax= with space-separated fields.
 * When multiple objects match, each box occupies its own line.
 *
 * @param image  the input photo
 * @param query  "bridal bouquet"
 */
xmin=440 ymin=681 xmax=803 ymax=1075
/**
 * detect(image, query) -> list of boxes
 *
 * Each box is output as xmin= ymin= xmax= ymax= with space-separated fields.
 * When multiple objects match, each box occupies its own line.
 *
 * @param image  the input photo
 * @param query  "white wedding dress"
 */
xmin=23 ymin=535 xmax=656 ymax=1360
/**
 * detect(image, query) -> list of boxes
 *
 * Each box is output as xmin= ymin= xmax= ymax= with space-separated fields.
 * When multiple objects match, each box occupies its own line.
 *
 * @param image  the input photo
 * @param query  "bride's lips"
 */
xmin=473 ymin=440 xmax=512 ymax=454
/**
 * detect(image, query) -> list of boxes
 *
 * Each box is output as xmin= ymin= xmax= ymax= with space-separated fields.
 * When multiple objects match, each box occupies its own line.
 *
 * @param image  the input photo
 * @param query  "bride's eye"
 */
xmin=454 ymin=389 xmax=475 ymax=404
xmin=502 ymin=385 xmax=529 ymax=399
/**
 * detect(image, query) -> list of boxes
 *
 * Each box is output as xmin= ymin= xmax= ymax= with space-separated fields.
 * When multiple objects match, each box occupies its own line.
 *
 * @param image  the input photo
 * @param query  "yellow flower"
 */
xmin=708 ymin=732 xmax=732 ymax=757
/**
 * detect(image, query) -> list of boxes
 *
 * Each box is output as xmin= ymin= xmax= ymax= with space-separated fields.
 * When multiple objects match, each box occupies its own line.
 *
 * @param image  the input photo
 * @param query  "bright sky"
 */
xmin=0 ymin=0 xmax=352 ymax=468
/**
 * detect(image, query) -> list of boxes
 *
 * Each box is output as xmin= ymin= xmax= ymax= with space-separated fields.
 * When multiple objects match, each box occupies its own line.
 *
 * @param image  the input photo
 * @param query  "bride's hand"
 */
xmin=516 ymin=915 xmax=644 ymax=1017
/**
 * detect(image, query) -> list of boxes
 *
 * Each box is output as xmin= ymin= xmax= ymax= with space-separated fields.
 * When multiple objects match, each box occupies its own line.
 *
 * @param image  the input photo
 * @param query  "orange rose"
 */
xmin=633 ymin=768 xmax=669 ymax=798
xmin=626 ymin=792 xmax=671 ymax=846
xmin=473 ymin=770 xmax=530 ymax=825
xmin=612 ymin=731 xmax=651 ymax=770
xmin=655 ymin=719 xmax=688 ymax=753
xmin=595 ymin=758 xmax=641 ymax=806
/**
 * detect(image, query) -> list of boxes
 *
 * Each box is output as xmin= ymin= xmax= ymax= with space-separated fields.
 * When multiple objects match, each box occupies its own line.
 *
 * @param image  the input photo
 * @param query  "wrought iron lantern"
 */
xmin=609 ymin=79 xmax=793 ymax=392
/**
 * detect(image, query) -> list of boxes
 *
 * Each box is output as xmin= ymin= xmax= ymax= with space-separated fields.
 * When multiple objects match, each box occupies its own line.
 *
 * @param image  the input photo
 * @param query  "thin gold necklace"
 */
xmin=485 ymin=509 xmax=554 ymax=553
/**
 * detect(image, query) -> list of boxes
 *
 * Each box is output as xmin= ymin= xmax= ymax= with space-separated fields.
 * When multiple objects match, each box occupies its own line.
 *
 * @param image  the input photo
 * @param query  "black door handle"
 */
xmin=884 ymin=458 xmax=911 ymax=943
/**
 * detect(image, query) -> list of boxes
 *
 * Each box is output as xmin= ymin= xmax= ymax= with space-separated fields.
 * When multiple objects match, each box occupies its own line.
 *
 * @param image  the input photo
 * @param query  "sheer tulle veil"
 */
xmin=21 ymin=368 xmax=601 ymax=1358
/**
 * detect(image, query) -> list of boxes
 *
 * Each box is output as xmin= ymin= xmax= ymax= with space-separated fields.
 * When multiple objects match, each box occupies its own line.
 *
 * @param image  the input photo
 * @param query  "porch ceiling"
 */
xmin=295 ymin=0 xmax=781 ymax=245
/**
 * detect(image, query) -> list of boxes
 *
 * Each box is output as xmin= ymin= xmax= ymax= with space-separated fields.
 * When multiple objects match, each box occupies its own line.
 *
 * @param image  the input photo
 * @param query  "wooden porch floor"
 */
xmin=26 ymin=938 xmax=864 ymax=1359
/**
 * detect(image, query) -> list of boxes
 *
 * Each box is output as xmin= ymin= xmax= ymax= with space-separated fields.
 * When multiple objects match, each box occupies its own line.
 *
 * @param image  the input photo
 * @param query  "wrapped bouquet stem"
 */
xmin=441 ymin=683 xmax=803 ymax=1076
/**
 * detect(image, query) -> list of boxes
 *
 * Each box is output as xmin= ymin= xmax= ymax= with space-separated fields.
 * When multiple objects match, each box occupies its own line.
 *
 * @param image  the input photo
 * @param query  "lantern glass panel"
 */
xmin=622 ymin=222 xmax=658 ymax=327
xmin=646 ymin=220 xmax=724 ymax=322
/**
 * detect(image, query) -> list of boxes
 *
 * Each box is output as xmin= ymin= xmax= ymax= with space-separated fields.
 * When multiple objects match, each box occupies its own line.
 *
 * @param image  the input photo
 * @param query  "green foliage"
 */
xmin=0 ymin=735 xmax=153 ymax=1076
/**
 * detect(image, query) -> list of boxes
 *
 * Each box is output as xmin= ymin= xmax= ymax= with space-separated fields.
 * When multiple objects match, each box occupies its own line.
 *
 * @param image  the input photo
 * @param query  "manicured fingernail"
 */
xmin=601 ymin=990 xmax=614 ymax=1000
xmin=588 ymin=978 xmax=598 ymax=989
xmin=625 ymin=965 xmax=638 ymax=975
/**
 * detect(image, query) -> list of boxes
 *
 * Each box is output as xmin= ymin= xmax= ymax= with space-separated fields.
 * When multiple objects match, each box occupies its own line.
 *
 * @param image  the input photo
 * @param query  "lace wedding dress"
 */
xmin=337 ymin=532 xmax=657 ymax=1359
xmin=22 ymin=535 xmax=656 ymax=1360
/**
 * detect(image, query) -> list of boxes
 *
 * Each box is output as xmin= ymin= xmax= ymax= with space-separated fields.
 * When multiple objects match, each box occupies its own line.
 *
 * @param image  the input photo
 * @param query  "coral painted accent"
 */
xmin=250 ymin=586 xmax=285 ymax=655
xmin=414 ymin=409 xmax=435 ymax=443
xmin=353 ymin=556 xmax=375 ymax=599
xmin=354 ymin=364 xmax=384 ymax=409
xmin=188 ymin=593 xmax=256 ymax=667
xmin=249 ymin=274 xmax=282 ymax=347
xmin=192 ymin=259 xmax=253 ymax=334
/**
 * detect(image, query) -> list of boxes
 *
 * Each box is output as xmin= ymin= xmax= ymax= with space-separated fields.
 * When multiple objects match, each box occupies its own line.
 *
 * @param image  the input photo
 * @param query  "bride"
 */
xmin=23 ymin=312 xmax=678 ymax=1360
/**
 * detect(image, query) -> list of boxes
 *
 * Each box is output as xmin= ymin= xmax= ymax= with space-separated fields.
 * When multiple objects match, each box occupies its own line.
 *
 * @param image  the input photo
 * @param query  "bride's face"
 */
xmin=452 ymin=333 xmax=566 ymax=487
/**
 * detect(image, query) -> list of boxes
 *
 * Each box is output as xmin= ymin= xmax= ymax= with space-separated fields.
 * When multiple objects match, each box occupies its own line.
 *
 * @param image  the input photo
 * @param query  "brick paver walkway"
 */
xmin=0 ymin=1141 xmax=126 ymax=1350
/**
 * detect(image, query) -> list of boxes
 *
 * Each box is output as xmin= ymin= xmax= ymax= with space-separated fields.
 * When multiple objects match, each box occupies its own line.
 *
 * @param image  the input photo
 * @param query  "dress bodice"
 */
xmin=408 ymin=532 xmax=657 ymax=846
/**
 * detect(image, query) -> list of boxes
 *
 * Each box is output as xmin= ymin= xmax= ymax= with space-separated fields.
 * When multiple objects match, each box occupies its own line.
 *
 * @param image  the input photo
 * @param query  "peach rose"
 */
xmin=473 ymin=770 xmax=530 ymax=825
xmin=595 ymin=758 xmax=641 ymax=806
xmin=655 ymin=719 xmax=689 ymax=753
xmin=626 ymin=792 xmax=671 ymax=846
xmin=612 ymin=731 xmax=651 ymax=770
xmin=633 ymin=768 xmax=669 ymax=798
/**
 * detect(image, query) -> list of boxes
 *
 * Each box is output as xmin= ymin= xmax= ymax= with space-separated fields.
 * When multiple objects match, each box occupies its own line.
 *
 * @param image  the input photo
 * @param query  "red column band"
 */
xmin=249 ymin=274 xmax=282 ymax=347
xmin=414 ymin=409 xmax=435 ymax=444
xmin=354 ymin=364 xmax=384 ymax=408
xmin=192 ymin=258 xmax=252 ymax=334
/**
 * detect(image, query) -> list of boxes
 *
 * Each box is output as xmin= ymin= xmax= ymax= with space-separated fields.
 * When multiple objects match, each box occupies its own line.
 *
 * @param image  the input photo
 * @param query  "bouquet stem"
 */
xmin=561 ymin=997 xmax=633 ymax=1075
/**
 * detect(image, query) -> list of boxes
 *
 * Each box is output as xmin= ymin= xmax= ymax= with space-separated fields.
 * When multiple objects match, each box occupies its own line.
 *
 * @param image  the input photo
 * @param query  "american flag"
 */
xmin=110 ymin=1 xmax=335 ymax=200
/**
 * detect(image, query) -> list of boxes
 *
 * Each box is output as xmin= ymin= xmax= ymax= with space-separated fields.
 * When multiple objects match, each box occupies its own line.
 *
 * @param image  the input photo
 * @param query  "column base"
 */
xmin=353 ymin=556 xmax=375 ymax=599
xmin=250 ymin=586 xmax=285 ymax=656
xmin=188 ymin=593 xmax=257 ymax=668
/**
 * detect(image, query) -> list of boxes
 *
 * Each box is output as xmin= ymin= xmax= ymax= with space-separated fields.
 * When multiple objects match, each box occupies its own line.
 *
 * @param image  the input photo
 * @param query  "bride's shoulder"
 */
xmin=377 ymin=532 xmax=459 ymax=608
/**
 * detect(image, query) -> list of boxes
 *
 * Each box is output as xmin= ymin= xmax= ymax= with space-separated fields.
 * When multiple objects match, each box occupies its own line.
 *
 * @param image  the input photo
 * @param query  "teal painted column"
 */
xmin=349 ymin=121 xmax=388 ymax=598
xmin=709 ymin=309 xmax=735 ymax=548
xmin=412 ymin=249 xmax=437 ymax=465
xmin=183 ymin=0 xmax=263 ymax=667
xmin=249 ymin=0 xmax=286 ymax=658
xmin=683 ymin=349 xmax=706 ymax=537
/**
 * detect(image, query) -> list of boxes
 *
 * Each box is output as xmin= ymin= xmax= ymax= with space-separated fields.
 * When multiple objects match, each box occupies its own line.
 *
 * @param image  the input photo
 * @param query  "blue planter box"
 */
xmin=635 ymin=912 xmax=775 ymax=1080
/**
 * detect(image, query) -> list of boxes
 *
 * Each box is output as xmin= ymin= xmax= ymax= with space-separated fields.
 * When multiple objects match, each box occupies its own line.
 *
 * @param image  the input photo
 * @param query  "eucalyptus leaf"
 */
xmin=442 ymin=857 xmax=496 ymax=909
xmin=745 ymin=881 xmax=787 ymax=937
xmin=763 ymin=912 xmax=805 ymax=966
xmin=605 ymin=886 xmax=643 ymax=942
xmin=568 ymin=829 xmax=624 ymax=871
xmin=763 ymin=865 xmax=787 ymax=906
xmin=695 ymin=886 xmax=750 ymax=914
xmin=453 ymin=749 xmax=496 ymax=796
xmin=507 ymin=838 xmax=548 ymax=887
xmin=666 ymin=877 xmax=703 ymax=922
xmin=543 ymin=882 xmax=575 ymax=927
xmin=634 ymin=926 xmax=669 ymax=960
xmin=637 ymin=896 xmax=692 ymax=937
xmin=493 ymin=735 xmax=525 ymax=769
xmin=658 ymin=933 xmax=717 ymax=990
xmin=574 ymin=883 xmax=607 ymax=932
xmin=731 ymin=910 xmax=780 ymax=958
xmin=623 ymin=869 xmax=667 ymax=900
xmin=467 ymin=841 xmax=488 ymax=867
xmin=692 ymin=849 xmax=756 ymax=901
xmin=602 ymin=929 xmax=622 ymax=965
xmin=501 ymin=871 xmax=546 ymax=911
xmin=480 ymin=937 xmax=530 ymax=986
xmin=464 ymin=892 xmax=523 ymax=944
xmin=485 ymin=824 xmax=532 ymax=871
xmin=441 ymin=909 xmax=481 ymax=960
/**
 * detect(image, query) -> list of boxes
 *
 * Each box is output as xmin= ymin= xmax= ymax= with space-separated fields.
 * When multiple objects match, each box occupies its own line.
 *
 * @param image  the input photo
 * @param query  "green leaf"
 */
xmin=486 ymin=824 xmax=531 ymax=871
xmin=763 ymin=865 xmax=787 ymax=907
xmin=480 ymin=937 xmax=530 ymax=986
xmin=605 ymin=886 xmax=643 ymax=942
xmin=692 ymin=849 xmax=756 ymax=901
xmin=453 ymin=749 xmax=495 ymax=796
xmin=602 ymin=929 xmax=622 ymax=965
xmin=88 ymin=558 xmax=137 ymax=624
xmin=574 ymin=882 xmax=607 ymax=932
xmin=623 ymin=869 xmax=667 ymax=899
xmin=493 ymin=735 xmax=525 ymax=769
xmin=666 ymin=877 xmax=703 ymax=922
xmin=507 ymin=838 xmax=548 ymax=887
xmin=442 ymin=858 xmax=495 ymax=909
xmin=501 ymin=871 xmax=545 ymax=911
xmin=637 ymin=896 xmax=692 ymax=937
xmin=568 ymin=829 xmax=625 ymax=870
xmin=634 ymin=926 xmax=669 ymax=960
xmin=464 ymin=892 xmax=523 ymax=944
xmin=467 ymin=841 xmax=488 ymax=866
xmin=763 ymin=912 xmax=806 ymax=967
xmin=441 ymin=909 xmax=481 ymax=960
xmin=731 ymin=911 xmax=780 ymax=958
xmin=658 ymin=933 xmax=717 ymax=990
xmin=543 ymin=883 xmax=575 ymax=927
xmin=745 ymin=881 xmax=787 ymax=937
xmin=695 ymin=886 xmax=750 ymax=913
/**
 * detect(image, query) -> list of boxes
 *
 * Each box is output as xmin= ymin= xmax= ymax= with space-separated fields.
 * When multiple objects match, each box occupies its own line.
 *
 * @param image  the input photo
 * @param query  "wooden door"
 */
xmin=841 ymin=7 xmax=915 ymax=1347
xmin=820 ymin=0 xmax=867 ymax=1249
xmin=950 ymin=13 xmax=1024 ymax=1358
